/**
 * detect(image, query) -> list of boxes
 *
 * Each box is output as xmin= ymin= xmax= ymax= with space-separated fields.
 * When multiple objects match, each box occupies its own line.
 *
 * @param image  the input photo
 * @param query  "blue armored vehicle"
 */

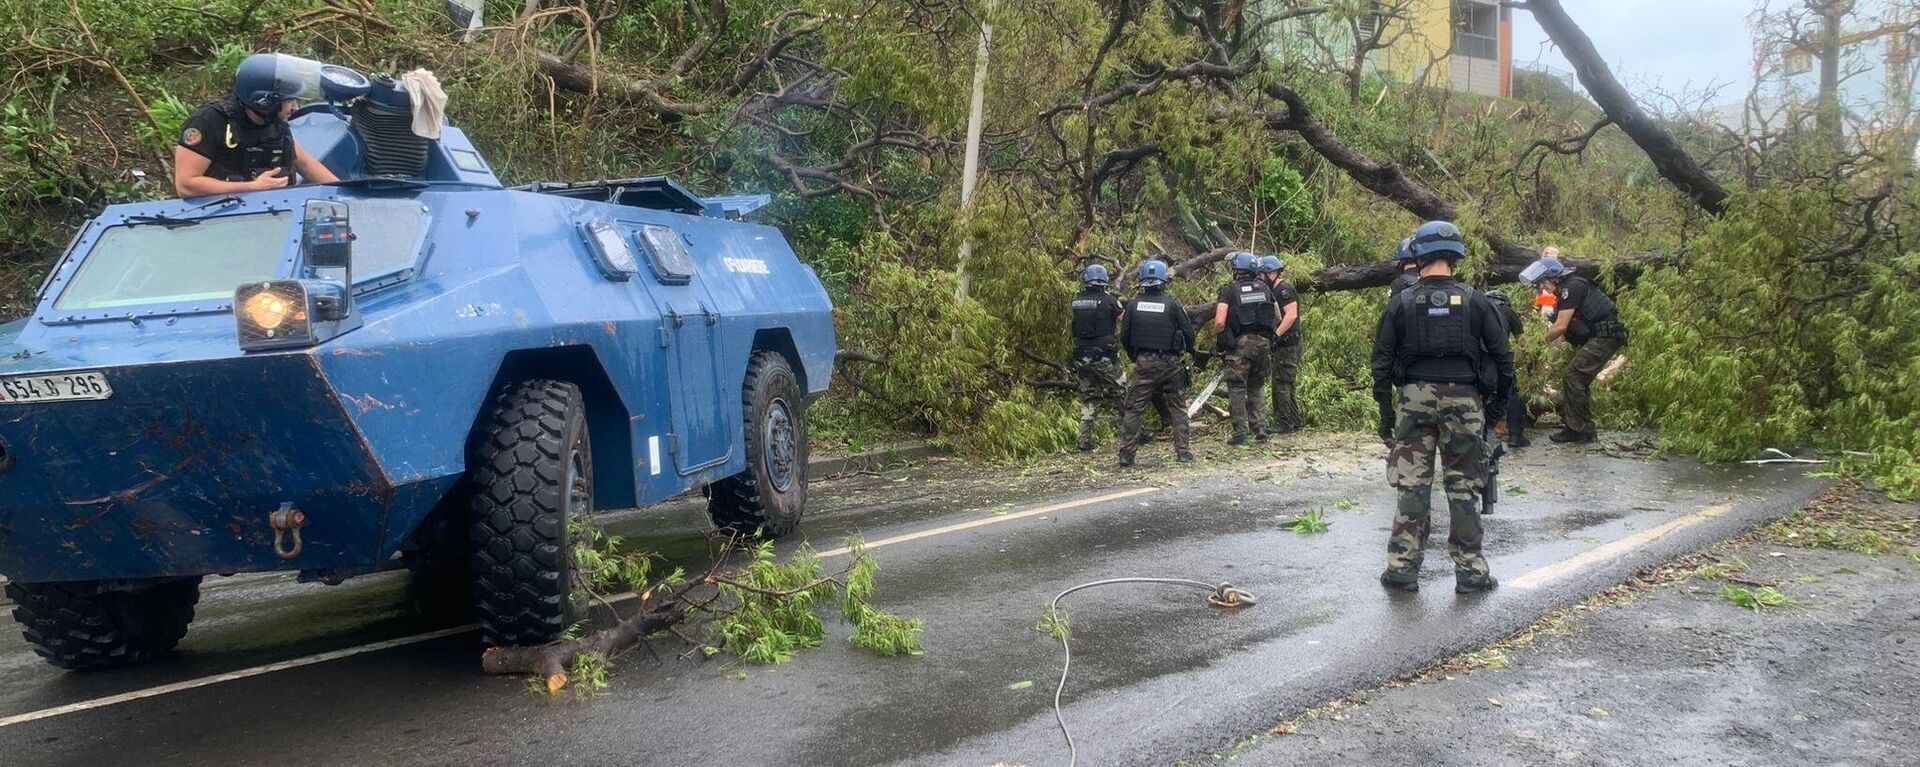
xmin=0 ymin=60 xmax=836 ymax=668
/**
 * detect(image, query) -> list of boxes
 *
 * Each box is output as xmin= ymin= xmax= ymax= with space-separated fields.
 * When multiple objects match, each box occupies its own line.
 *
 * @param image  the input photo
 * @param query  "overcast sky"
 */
xmin=1511 ymin=0 xmax=1761 ymax=103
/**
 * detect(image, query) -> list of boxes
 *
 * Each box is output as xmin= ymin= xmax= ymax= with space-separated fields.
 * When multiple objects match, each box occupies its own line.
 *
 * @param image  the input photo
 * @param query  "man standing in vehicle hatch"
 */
xmin=1118 ymin=259 xmax=1199 ymax=467
xmin=1520 ymin=249 xmax=1627 ymax=445
xmin=1372 ymin=221 xmax=1513 ymax=594
xmin=174 ymin=53 xmax=339 ymax=197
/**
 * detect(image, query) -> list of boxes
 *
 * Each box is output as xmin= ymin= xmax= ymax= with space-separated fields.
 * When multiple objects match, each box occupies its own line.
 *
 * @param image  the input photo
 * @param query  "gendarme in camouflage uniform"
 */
xmin=1215 ymin=255 xmax=1276 ymax=444
xmin=1261 ymin=256 xmax=1303 ymax=434
xmin=1118 ymin=259 xmax=1197 ymax=465
xmin=1069 ymin=269 xmax=1126 ymax=451
xmin=1370 ymin=222 xmax=1514 ymax=593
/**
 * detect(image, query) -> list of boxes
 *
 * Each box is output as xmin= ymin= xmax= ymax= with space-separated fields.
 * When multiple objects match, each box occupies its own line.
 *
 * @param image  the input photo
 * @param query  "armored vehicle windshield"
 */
xmin=55 ymin=211 xmax=292 ymax=311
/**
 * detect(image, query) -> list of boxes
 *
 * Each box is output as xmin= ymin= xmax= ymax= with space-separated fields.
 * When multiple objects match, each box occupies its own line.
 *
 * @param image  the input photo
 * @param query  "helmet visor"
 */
xmin=1518 ymin=261 xmax=1552 ymax=284
xmin=273 ymin=55 xmax=326 ymax=103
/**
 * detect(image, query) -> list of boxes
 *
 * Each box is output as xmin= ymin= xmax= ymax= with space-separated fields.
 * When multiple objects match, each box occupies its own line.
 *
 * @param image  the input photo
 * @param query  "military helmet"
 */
xmin=1409 ymin=221 xmax=1467 ymax=260
xmin=1256 ymin=255 xmax=1283 ymax=274
xmin=1137 ymin=259 xmax=1170 ymax=287
xmin=1229 ymin=251 xmax=1258 ymax=273
xmin=233 ymin=53 xmax=323 ymax=116
xmin=1519 ymin=256 xmax=1569 ymax=285
xmin=1393 ymin=237 xmax=1416 ymax=262
xmin=1081 ymin=264 xmax=1110 ymax=287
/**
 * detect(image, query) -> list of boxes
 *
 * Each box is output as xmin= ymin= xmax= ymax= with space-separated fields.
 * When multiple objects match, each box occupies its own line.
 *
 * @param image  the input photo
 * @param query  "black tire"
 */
xmin=708 ymin=352 xmax=808 ymax=537
xmin=469 ymin=379 xmax=591 ymax=646
xmin=7 ymin=578 xmax=201 ymax=670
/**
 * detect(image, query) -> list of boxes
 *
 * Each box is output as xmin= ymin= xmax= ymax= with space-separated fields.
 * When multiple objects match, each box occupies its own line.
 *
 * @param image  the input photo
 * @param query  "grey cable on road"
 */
xmin=1046 ymin=577 xmax=1255 ymax=767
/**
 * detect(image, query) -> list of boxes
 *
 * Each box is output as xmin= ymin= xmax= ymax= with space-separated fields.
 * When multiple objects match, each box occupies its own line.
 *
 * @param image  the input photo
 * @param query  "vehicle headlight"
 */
xmin=235 ymin=281 xmax=316 ymax=350
xmin=243 ymin=290 xmax=300 ymax=331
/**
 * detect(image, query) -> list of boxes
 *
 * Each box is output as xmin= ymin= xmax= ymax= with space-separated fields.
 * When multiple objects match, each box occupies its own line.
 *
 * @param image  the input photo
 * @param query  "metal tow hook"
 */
xmin=268 ymin=503 xmax=306 ymax=560
xmin=1207 ymin=583 xmax=1257 ymax=609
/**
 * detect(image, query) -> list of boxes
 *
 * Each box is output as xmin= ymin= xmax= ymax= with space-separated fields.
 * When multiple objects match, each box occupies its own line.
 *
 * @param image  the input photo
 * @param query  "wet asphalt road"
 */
xmin=0 ymin=435 xmax=1825 ymax=766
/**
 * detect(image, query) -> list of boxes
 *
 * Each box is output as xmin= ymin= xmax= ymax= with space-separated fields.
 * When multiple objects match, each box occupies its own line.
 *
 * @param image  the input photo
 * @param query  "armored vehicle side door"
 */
xmin=625 ymin=222 xmax=731 ymax=473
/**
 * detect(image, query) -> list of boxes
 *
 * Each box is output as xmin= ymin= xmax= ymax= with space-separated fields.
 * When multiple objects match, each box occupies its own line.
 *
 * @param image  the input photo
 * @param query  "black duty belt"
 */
xmin=1589 ymin=318 xmax=1629 ymax=340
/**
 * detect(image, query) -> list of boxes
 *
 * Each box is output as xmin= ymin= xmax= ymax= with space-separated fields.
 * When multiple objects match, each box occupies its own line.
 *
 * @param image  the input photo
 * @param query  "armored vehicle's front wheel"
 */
xmin=469 ymin=379 xmax=590 ymax=646
xmin=7 ymin=578 xmax=201 ymax=670
xmin=708 ymin=352 xmax=808 ymax=537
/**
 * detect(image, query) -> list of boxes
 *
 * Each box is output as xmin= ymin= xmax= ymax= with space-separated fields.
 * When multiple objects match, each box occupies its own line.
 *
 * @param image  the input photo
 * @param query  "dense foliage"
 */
xmin=2 ymin=1 xmax=1916 ymax=493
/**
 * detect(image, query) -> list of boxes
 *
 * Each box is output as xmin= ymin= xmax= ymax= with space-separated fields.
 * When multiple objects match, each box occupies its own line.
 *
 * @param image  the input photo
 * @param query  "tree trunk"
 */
xmin=1517 ymin=0 xmax=1730 ymax=216
xmin=482 ymin=602 xmax=688 ymax=693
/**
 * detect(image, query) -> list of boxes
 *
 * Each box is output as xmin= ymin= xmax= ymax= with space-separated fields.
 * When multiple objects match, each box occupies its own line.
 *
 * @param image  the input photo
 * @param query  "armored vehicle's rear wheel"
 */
xmin=708 ymin=352 xmax=808 ymax=537
xmin=7 ymin=578 xmax=201 ymax=670
xmin=469 ymin=379 xmax=590 ymax=646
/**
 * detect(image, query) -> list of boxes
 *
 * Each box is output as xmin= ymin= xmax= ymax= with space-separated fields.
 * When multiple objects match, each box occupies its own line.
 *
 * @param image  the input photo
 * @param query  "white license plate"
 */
xmin=0 ymin=371 xmax=114 ymax=404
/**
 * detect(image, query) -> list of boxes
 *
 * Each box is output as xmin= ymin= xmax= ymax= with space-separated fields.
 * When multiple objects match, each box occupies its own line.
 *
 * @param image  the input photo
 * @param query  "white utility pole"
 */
xmin=952 ymin=0 xmax=996 ymax=341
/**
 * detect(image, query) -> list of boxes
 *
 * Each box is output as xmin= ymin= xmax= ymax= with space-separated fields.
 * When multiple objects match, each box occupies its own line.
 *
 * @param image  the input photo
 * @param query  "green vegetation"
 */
xmin=3 ymin=1 xmax=1917 ymax=493
xmin=1717 ymin=583 xmax=1801 ymax=613
xmin=714 ymin=537 xmax=922 ymax=664
xmin=1036 ymin=605 xmax=1071 ymax=641
xmin=1285 ymin=509 xmax=1332 ymax=534
xmin=1759 ymin=492 xmax=1920 ymax=557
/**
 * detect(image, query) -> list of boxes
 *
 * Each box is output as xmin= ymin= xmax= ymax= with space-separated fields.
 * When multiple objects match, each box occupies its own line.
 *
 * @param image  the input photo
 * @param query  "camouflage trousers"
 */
xmin=1224 ymin=334 xmax=1271 ymax=437
xmin=1119 ymin=352 xmax=1191 ymax=454
xmin=1071 ymin=353 xmax=1125 ymax=448
xmin=1269 ymin=339 xmax=1302 ymax=432
xmin=1383 ymin=381 xmax=1492 ymax=584
xmin=1562 ymin=337 xmax=1623 ymax=435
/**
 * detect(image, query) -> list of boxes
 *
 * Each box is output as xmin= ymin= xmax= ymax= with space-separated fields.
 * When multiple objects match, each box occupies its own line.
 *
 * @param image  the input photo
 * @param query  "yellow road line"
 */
xmin=1507 ymin=504 xmax=1734 ymax=590
xmin=0 ymin=486 xmax=1159 ymax=729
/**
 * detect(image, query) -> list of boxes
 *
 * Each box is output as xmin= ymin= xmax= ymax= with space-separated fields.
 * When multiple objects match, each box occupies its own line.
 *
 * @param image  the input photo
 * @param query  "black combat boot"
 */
xmin=1176 ymin=450 xmax=1194 ymax=463
xmin=1508 ymin=433 xmax=1531 ymax=448
xmin=1227 ymin=432 xmax=1248 ymax=447
xmin=1379 ymin=572 xmax=1419 ymax=592
xmin=1549 ymin=429 xmax=1595 ymax=444
xmin=1076 ymin=438 xmax=1094 ymax=452
xmin=1117 ymin=450 xmax=1135 ymax=467
xmin=1455 ymin=574 xmax=1499 ymax=594
xmin=1253 ymin=428 xmax=1271 ymax=443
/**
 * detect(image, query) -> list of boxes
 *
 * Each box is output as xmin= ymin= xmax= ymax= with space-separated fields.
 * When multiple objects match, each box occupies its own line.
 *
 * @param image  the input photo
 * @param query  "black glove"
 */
xmin=1377 ymin=409 xmax=1395 ymax=443
xmin=1190 ymin=350 xmax=1212 ymax=371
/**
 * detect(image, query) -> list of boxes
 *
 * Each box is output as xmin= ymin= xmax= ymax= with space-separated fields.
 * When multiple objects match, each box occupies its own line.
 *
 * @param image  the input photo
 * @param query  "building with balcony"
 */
xmin=1266 ymin=0 xmax=1515 ymax=98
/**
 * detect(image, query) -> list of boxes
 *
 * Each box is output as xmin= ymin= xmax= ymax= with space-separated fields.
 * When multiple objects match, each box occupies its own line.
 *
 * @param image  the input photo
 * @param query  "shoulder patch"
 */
xmin=181 ymin=127 xmax=202 ymax=146
xmin=1450 ymin=294 xmax=1462 ymax=306
xmin=1558 ymin=288 xmax=1570 ymax=300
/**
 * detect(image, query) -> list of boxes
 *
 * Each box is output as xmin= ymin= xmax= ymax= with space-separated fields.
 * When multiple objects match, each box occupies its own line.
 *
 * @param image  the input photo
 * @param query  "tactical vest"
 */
xmin=1227 ymin=277 xmax=1277 ymax=336
xmin=1394 ymin=281 xmax=1484 ymax=386
xmin=1126 ymin=293 xmax=1182 ymax=353
xmin=1070 ymin=289 xmax=1118 ymax=352
xmin=1560 ymin=276 xmax=1626 ymax=344
xmin=204 ymin=97 xmax=294 ymax=182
